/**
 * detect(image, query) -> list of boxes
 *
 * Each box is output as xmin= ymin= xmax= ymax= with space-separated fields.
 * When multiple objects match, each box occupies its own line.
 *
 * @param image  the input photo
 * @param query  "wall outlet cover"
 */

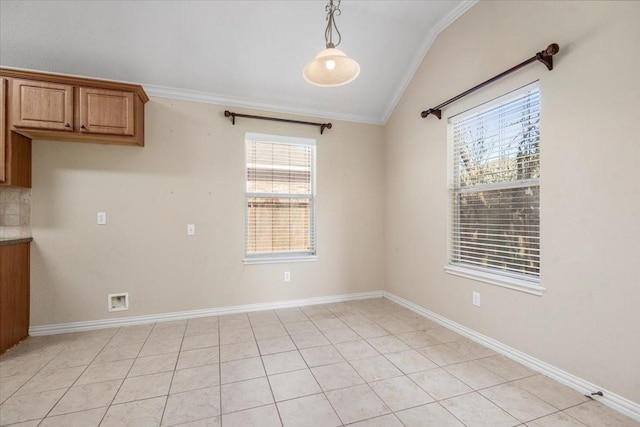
xmin=97 ymin=212 xmax=107 ymax=225
xmin=473 ymin=292 xmax=481 ymax=307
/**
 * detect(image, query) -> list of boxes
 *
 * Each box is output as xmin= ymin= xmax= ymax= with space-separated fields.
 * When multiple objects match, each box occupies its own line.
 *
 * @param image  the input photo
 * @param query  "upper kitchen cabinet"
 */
xmin=79 ymin=87 xmax=135 ymax=137
xmin=1 ymin=68 xmax=148 ymax=147
xmin=1 ymin=76 xmax=31 ymax=187
xmin=1 ymin=77 xmax=5 ymax=183
xmin=11 ymin=79 xmax=74 ymax=131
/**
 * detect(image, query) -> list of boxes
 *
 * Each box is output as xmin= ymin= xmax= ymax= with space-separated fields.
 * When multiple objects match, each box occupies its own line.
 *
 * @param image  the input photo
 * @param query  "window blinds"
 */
xmin=449 ymin=84 xmax=540 ymax=281
xmin=245 ymin=134 xmax=316 ymax=258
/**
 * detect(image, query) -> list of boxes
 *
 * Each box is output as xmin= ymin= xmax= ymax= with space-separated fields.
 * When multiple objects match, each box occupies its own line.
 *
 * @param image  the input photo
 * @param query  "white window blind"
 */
xmin=245 ymin=133 xmax=316 ymax=260
xmin=448 ymin=83 xmax=540 ymax=287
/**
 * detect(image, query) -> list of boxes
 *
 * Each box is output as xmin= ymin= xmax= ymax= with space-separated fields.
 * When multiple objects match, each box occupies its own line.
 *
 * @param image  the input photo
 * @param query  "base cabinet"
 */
xmin=0 ymin=242 xmax=30 ymax=354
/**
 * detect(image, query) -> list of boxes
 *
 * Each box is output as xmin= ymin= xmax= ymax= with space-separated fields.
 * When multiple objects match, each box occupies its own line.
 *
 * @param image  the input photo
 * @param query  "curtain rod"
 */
xmin=224 ymin=110 xmax=332 ymax=135
xmin=421 ymin=43 xmax=559 ymax=120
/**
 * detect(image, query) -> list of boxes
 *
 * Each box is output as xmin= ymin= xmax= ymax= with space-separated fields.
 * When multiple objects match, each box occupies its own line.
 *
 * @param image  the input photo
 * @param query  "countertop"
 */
xmin=0 ymin=237 xmax=33 ymax=246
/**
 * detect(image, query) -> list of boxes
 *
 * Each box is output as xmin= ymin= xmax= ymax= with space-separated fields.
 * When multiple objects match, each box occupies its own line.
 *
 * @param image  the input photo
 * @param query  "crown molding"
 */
xmin=380 ymin=0 xmax=478 ymax=124
xmin=144 ymin=84 xmax=384 ymax=126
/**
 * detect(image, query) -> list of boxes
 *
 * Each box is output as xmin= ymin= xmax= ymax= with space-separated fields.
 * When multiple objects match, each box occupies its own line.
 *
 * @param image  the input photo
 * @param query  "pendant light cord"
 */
xmin=324 ymin=0 xmax=342 ymax=48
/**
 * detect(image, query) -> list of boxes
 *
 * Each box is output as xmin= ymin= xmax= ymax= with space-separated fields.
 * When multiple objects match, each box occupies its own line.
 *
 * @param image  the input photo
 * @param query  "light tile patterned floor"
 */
xmin=0 ymin=298 xmax=637 ymax=426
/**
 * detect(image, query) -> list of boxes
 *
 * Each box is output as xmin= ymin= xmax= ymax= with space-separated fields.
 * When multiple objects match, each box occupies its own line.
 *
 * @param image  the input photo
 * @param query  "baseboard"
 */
xmin=383 ymin=291 xmax=640 ymax=422
xmin=28 ymin=288 xmax=639 ymax=420
xmin=29 ymin=290 xmax=384 ymax=336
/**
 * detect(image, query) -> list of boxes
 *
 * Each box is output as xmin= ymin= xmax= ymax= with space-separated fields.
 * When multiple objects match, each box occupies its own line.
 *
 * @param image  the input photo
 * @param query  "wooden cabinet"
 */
xmin=0 ymin=241 xmax=31 ymax=354
xmin=0 ymin=68 xmax=147 ymax=188
xmin=13 ymin=83 xmax=138 ymax=138
xmin=11 ymin=79 xmax=74 ymax=131
xmin=1 ymin=77 xmax=5 ymax=183
xmin=1 ymin=68 xmax=148 ymax=148
xmin=79 ymin=87 xmax=135 ymax=136
xmin=0 ymin=77 xmax=31 ymax=187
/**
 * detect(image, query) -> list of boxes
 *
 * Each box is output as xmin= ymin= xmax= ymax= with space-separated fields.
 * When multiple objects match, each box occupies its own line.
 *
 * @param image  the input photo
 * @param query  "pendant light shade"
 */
xmin=304 ymin=0 xmax=359 ymax=87
xmin=303 ymin=47 xmax=360 ymax=87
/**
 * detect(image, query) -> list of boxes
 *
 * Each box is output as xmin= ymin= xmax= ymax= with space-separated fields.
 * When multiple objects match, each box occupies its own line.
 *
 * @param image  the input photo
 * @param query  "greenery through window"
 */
xmin=449 ymin=84 xmax=540 ymax=283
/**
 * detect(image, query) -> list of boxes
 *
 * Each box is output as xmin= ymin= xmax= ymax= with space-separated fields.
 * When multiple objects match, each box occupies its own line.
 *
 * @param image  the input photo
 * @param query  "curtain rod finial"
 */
xmin=545 ymin=43 xmax=560 ymax=56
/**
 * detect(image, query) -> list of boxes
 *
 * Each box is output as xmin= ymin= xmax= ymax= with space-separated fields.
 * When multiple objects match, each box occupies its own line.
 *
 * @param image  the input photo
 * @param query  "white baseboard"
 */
xmin=383 ymin=291 xmax=640 ymax=422
xmin=28 ymin=289 xmax=639 ymax=421
xmin=28 ymin=290 xmax=383 ymax=336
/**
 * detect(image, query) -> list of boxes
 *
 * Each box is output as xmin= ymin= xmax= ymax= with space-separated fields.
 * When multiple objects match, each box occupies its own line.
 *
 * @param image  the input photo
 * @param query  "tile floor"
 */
xmin=0 ymin=298 xmax=637 ymax=426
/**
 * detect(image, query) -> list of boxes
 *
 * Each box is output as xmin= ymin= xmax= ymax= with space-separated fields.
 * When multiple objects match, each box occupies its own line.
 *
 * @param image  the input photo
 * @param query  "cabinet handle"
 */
xmin=81 ymin=125 xmax=86 ymax=129
xmin=64 ymin=123 xmax=71 ymax=128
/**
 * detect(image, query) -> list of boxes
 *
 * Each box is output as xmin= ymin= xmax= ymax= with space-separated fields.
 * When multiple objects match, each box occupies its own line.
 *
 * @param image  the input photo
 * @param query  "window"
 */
xmin=245 ymin=133 xmax=316 ymax=262
xmin=446 ymin=83 xmax=544 ymax=294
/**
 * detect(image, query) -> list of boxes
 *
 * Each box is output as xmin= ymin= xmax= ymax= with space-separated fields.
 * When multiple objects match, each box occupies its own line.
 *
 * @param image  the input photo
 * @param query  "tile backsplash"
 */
xmin=0 ymin=187 xmax=31 ymax=239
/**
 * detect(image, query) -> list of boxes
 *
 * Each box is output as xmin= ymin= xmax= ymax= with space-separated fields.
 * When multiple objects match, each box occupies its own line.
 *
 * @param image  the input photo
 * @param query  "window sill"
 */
xmin=445 ymin=264 xmax=545 ymax=296
xmin=244 ymin=255 xmax=318 ymax=265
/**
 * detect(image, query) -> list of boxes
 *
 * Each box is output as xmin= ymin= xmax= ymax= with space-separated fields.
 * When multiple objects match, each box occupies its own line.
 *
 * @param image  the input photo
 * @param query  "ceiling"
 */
xmin=0 ymin=1 xmax=475 ymax=125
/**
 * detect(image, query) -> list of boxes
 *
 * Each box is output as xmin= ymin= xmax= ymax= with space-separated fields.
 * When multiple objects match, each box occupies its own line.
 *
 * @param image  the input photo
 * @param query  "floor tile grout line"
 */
xmin=20 ymin=328 xmax=120 ymax=424
xmin=103 ymin=322 xmax=153 ymax=413
xmin=252 ymin=311 xmax=286 ymax=426
xmin=156 ymin=321 xmax=187 ymax=427
xmin=288 ymin=320 xmax=338 ymax=426
xmin=522 ymin=408 xmax=589 ymax=426
xmin=3 ymin=299 xmax=631 ymax=427
xmin=258 ymin=307 xmax=344 ymax=425
xmin=0 ymin=330 xmax=110 ymax=424
xmin=323 ymin=304 xmax=404 ymax=425
xmin=92 ymin=321 xmax=177 ymax=424
xmin=340 ymin=301 xmax=462 ymax=426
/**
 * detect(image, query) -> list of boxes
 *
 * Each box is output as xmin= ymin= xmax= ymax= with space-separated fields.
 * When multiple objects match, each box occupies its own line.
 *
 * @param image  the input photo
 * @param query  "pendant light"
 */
xmin=303 ymin=0 xmax=360 ymax=87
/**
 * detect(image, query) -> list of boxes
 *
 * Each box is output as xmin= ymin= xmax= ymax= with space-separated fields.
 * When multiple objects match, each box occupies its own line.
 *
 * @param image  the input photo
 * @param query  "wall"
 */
xmin=30 ymin=98 xmax=385 ymax=326
xmin=384 ymin=1 xmax=640 ymax=403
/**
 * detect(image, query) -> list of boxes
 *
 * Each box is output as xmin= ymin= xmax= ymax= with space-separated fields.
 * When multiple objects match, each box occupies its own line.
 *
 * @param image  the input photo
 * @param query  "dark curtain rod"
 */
xmin=224 ymin=110 xmax=332 ymax=135
xmin=421 ymin=43 xmax=560 ymax=120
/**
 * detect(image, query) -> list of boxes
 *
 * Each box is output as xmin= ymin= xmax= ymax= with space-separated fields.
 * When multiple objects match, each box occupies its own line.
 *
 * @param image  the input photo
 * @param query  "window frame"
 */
xmin=243 ymin=132 xmax=317 ymax=264
xmin=445 ymin=83 xmax=545 ymax=295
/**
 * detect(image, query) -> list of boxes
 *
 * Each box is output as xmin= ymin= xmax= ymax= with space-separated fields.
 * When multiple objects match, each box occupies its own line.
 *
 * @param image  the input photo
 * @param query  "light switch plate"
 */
xmin=473 ymin=292 xmax=481 ymax=307
xmin=97 ymin=212 xmax=107 ymax=225
xmin=187 ymin=224 xmax=195 ymax=235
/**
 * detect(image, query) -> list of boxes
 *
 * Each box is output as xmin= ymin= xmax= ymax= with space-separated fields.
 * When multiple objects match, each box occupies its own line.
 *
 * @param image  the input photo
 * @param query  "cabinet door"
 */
xmin=1 ymin=77 xmax=6 ymax=183
xmin=11 ymin=79 xmax=73 ymax=131
xmin=79 ymin=87 xmax=135 ymax=136
xmin=0 ymin=242 xmax=30 ymax=354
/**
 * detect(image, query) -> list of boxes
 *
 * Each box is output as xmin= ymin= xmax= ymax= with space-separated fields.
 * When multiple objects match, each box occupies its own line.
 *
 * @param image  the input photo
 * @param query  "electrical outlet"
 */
xmin=473 ymin=292 xmax=481 ymax=307
xmin=284 ymin=271 xmax=291 ymax=282
xmin=187 ymin=224 xmax=195 ymax=235
xmin=97 ymin=212 xmax=107 ymax=225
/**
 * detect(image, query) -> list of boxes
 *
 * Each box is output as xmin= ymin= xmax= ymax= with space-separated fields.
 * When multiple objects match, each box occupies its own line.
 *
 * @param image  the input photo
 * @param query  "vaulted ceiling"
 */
xmin=0 ymin=1 xmax=475 ymax=124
